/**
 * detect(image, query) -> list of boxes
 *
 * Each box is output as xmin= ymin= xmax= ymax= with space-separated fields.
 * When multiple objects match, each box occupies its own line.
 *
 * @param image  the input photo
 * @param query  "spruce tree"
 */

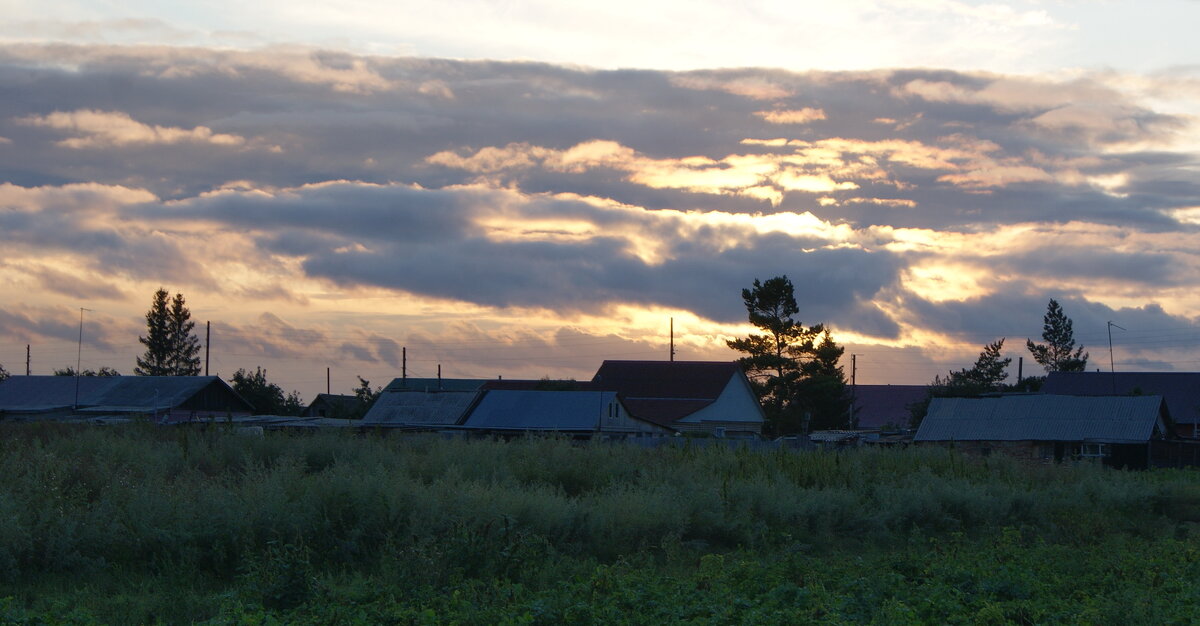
xmin=0 ymin=362 xmax=9 ymax=382
xmin=136 ymin=288 xmax=201 ymax=376
xmin=135 ymin=289 xmax=173 ymax=375
xmin=1026 ymin=299 xmax=1088 ymax=372
xmin=168 ymin=292 xmax=201 ymax=376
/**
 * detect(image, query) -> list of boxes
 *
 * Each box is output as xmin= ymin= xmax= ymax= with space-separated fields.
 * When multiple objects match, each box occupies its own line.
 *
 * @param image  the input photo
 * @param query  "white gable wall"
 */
xmin=675 ymin=373 xmax=764 ymax=426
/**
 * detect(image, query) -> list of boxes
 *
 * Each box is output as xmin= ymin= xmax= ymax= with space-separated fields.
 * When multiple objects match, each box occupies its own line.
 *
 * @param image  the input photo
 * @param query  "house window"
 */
xmin=1073 ymin=443 xmax=1109 ymax=458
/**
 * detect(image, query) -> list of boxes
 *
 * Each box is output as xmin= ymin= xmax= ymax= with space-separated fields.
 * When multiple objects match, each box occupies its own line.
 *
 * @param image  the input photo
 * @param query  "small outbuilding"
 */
xmin=914 ymin=394 xmax=1171 ymax=468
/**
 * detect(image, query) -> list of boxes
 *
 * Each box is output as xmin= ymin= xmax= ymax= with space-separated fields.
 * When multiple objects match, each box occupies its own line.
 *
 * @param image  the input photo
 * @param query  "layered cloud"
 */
xmin=2 ymin=43 xmax=1200 ymax=393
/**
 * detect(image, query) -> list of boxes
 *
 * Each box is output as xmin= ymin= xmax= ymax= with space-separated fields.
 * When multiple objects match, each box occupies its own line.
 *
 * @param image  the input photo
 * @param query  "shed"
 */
xmin=302 ymin=393 xmax=359 ymax=418
xmin=915 ymin=394 xmax=1170 ymax=468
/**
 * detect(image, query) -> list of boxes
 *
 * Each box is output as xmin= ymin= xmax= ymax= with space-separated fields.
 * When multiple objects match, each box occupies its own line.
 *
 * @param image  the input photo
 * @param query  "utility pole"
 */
xmin=205 ymin=321 xmax=211 ymax=376
xmin=74 ymin=307 xmax=91 ymax=410
xmin=1107 ymin=321 xmax=1125 ymax=394
xmin=25 ymin=344 xmax=30 ymax=376
xmin=669 ymin=318 xmax=676 ymax=362
xmin=402 ymin=347 xmax=407 ymax=381
xmin=437 ymin=364 xmax=442 ymax=390
xmin=850 ymin=354 xmax=857 ymax=428
xmin=326 ymin=367 xmax=330 ymax=395
xmin=1017 ymin=357 xmax=1023 ymax=385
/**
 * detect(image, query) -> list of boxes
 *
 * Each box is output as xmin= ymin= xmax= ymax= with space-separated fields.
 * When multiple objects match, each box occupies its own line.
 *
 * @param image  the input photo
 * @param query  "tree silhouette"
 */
xmin=1026 ymin=299 xmax=1087 ymax=372
xmin=727 ymin=276 xmax=849 ymax=434
xmin=136 ymin=288 xmax=201 ymax=376
xmin=0 ymin=362 xmax=8 ymax=383
xmin=910 ymin=338 xmax=1012 ymax=427
xmin=54 ymin=366 xmax=120 ymax=376
xmin=230 ymin=367 xmax=303 ymax=416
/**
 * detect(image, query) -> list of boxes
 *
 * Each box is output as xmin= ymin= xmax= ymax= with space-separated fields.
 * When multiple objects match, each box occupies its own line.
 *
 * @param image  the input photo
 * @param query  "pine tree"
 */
xmin=1026 ymin=299 xmax=1088 ymax=372
xmin=727 ymin=276 xmax=850 ymax=434
xmin=136 ymin=288 xmax=201 ymax=376
xmin=909 ymin=338 xmax=1012 ymax=427
xmin=0 ymin=362 xmax=9 ymax=383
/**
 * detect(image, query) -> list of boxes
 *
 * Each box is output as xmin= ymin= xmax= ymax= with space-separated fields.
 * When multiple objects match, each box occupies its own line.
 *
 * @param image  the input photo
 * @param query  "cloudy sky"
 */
xmin=2 ymin=1 xmax=1199 ymax=397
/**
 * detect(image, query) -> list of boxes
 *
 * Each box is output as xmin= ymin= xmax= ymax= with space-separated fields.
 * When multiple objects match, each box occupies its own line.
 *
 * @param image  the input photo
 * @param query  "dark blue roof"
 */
xmin=0 ymin=376 xmax=250 ymax=412
xmin=1043 ymin=371 xmax=1200 ymax=425
xmin=916 ymin=395 xmax=1167 ymax=443
xmin=462 ymin=390 xmax=619 ymax=431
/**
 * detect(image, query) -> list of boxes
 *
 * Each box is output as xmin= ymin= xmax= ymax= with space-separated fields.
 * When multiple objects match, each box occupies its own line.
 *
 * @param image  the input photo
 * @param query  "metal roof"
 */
xmin=915 ymin=394 xmax=1167 ymax=443
xmin=382 ymin=377 xmax=491 ymax=393
xmin=1043 ymin=371 xmax=1200 ymax=425
xmin=361 ymin=387 xmax=477 ymax=425
xmin=590 ymin=360 xmax=746 ymax=424
xmin=850 ymin=385 xmax=927 ymax=428
xmin=0 ymin=376 xmax=248 ymax=412
xmin=461 ymin=390 xmax=620 ymax=431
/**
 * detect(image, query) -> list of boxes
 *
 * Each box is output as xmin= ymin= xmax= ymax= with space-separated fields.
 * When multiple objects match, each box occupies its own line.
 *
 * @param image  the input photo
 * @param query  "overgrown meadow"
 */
xmin=2 ymin=424 xmax=1200 ymax=624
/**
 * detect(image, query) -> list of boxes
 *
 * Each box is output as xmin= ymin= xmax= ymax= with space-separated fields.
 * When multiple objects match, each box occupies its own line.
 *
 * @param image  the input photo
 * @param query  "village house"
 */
xmin=458 ymin=389 xmax=670 ymax=437
xmin=590 ymin=360 xmax=765 ymax=436
xmin=914 ymin=394 xmax=1171 ymax=469
xmin=360 ymin=377 xmax=488 ymax=428
xmin=0 ymin=375 xmax=253 ymax=423
xmin=848 ymin=384 xmax=927 ymax=429
xmin=1042 ymin=371 xmax=1200 ymax=438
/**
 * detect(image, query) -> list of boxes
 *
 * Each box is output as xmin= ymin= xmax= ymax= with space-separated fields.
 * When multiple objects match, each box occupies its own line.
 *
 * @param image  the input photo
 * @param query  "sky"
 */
xmin=1 ymin=1 xmax=1200 ymax=398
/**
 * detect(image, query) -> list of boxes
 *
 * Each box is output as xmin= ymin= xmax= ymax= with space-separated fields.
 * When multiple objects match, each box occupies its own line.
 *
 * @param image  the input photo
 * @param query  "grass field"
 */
xmin=2 ymin=423 xmax=1199 ymax=623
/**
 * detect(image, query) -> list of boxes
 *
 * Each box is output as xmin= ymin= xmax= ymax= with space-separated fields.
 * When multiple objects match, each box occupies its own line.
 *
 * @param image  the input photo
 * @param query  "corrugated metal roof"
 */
xmin=1043 ymin=371 xmax=1200 ymax=425
xmin=915 ymin=394 xmax=1167 ymax=443
xmin=0 ymin=376 xmax=247 ymax=412
xmin=361 ymin=388 xmax=477 ymax=425
xmin=461 ymin=390 xmax=619 ymax=431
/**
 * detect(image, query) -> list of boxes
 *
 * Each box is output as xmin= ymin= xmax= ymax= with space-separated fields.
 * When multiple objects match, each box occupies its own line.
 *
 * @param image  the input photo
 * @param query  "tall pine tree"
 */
xmin=1026 ymin=299 xmax=1088 ymax=372
xmin=136 ymin=288 xmax=201 ymax=376
xmin=727 ymin=276 xmax=850 ymax=434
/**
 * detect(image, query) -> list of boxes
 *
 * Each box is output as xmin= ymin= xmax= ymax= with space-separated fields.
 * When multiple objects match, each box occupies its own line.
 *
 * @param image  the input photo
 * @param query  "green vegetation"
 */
xmin=2 ymin=425 xmax=1200 ymax=623
xmin=727 ymin=275 xmax=850 ymax=433
xmin=230 ymin=367 xmax=304 ymax=416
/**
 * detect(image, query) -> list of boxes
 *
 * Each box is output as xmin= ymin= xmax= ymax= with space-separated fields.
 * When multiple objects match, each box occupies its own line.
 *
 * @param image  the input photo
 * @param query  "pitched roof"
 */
xmin=382 ymin=377 xmax=491 ymax=393
xmin=850 ymin=385 xmax=927 ymax=429
xmin=590 ymin=360 xmax=746 ymax=426
xmin=915 ymin=394 xmax=1168 ymax=443
xmin=592 ymin=360 xmax=740 ymax=399
xmin=461 ymin=390 xmax=620 ymax=431
xmin=361 ymin=386 xmax=478 ymax=426
xmin=0 ymin=375 xmax=248 ymax=413
xmin=302 ymin=393 xmax=359 ymax=417
xmin=1042 ymin=371 xmax=1200 ymax=425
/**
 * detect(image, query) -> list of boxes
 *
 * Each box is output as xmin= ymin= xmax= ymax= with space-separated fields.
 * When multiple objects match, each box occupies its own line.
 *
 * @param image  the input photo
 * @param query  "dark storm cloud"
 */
xmin=1 ymin=44 xmax=1192 ymax=230
xmin=3 ymin=43 xmax=1200 ymax=366
xmin=148 ymin=181 xmax=905 ymax=332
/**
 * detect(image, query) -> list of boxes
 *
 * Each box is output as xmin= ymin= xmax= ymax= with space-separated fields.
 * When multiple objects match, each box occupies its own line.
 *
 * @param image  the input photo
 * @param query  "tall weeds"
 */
xmin=0 ymin=424 xmax=1193 ymax=585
